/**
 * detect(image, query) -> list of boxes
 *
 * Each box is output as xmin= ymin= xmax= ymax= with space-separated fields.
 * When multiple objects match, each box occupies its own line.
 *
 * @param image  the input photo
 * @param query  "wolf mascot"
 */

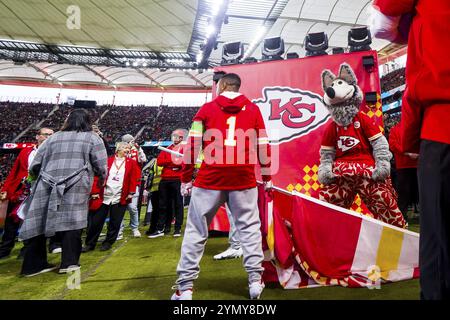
xmin=318 ymin=63 xmax=406 ymax=229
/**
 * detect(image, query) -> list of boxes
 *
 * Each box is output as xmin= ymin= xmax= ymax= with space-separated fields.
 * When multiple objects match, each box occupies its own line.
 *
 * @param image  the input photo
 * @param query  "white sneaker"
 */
xmin=171 ymin=289 xmax=193 ymax=300
xmin=132 ymin=229 xmax=141 ymax=238
xmin=59 ymin=265 xmax=81 ymax=274
xmin=51 ymin=247 xmax=62 ymax=254
xmin=116 ymin=233 xmax=124 ymax=241
xmin=213 ymin=247 xmax=243 ymax=260
xmin=249 ymin=281 xmax=265 ymax=300
xmin=23 ymin=264 xmax=57 ymax=277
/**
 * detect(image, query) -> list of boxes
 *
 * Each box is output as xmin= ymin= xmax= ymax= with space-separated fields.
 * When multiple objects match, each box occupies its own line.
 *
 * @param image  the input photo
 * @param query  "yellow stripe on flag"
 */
xmin=376 ymin=226 xmax=404 ymax=280
xmin=266 ymin=200 xmax=274 ymax=258
xmin=267 ymin=221 xmax=274 ymax=255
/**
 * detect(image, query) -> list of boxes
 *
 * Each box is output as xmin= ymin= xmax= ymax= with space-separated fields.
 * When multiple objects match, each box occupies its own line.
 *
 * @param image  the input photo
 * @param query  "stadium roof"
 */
xmin=0 ymin=0 xmax=397 ymax=89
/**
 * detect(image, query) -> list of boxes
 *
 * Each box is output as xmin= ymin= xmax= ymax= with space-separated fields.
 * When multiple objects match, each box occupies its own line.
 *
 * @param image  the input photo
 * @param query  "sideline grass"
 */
xmin=0 ymin=209 xmax=420 ymax=300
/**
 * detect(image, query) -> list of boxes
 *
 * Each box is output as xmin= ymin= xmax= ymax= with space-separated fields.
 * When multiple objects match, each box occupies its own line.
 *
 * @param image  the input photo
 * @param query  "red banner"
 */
xmin=216 ymin=50 xmax=382 ymax=218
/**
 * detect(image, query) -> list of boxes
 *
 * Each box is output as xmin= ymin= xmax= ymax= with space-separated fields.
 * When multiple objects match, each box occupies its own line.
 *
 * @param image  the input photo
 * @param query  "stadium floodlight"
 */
xmin=206 ymin=25 xmax=216 ymax=38
xmin=261 ymin=37 xmax=285 ymax=61
xmin=196 ymin=52 xmax=203 ymax=63
xmin=304 ymin=32 xmax=329 ymax=57
xmin=362 ymin=55 xmax=375 ymax=72
xmin=332 ymin=47 xmax=345 ymax=55
xmin=365 ymin=92 xmax=378 ymax=104
xmin=348 ymin=26 xmax=372 ymax=52
xmin=286 ymin=52 xmax=299 ymax=59
xmin=243 ymin=57 xmax=258 ymax=64
xmin=221 ymin=41 xmax=244 ymax=65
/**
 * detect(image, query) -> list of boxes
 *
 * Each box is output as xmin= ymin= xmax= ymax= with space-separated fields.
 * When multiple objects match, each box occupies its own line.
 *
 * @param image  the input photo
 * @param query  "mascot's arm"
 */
xmin=318 ymin=148 xmax=336 ymax=185
xmin=370 ymin=135 xmax=392 ymax=181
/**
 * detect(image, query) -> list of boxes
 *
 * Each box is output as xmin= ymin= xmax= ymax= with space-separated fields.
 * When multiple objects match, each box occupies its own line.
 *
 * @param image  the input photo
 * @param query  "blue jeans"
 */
xmin=126 ymin=187 xmax=140 ymax=230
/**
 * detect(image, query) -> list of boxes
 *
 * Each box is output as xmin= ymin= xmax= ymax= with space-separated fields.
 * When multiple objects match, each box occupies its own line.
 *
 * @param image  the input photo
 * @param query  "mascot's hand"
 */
xmin=180 ymin=182 xmax=193 ymax=197
xmin=318 ymin=167 xmax=336 ymax=185
xmin=372 ymin=160 xmax=390 ymax=182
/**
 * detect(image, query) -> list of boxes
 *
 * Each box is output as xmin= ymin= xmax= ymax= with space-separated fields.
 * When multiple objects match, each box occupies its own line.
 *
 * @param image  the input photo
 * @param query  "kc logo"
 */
xmin=337 ymin=136 xmax=360 ymax=152
xmin=254 ymin=87 xmax=330 ymax=144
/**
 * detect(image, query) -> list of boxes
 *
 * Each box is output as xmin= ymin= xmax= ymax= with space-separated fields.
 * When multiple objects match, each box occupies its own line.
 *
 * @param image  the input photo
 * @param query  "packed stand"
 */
xmin=380 ymin=67 xmax=405 ymax=92
xmin=17 ymin=104 xmax=110 ymax=143
xmin=0 ymin=102 xmax=51 ymax=143
xmin=98 ymin=105 xmax=159 ymax=144
xmin=0 ymin=153 xmax=17 ymax=189
xmin=140 ymin=106 xmax=199 ymax=141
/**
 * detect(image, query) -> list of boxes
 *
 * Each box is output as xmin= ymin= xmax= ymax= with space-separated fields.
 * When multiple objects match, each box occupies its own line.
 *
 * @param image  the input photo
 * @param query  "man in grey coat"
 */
xmin=19 ymin=108 xmax=108 ymax=277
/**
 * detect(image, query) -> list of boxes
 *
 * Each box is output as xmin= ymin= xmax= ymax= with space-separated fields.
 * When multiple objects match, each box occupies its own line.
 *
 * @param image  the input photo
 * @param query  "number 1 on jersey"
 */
xmin=224 ymin=116 xmax=237 ymax=147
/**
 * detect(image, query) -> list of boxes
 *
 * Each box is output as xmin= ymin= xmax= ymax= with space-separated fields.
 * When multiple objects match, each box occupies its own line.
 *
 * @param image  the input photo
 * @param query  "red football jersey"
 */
xmin=181 ymin=94 xmax=271 ymax=190
xmin=321 ymin=112 xmax=383 ymax=166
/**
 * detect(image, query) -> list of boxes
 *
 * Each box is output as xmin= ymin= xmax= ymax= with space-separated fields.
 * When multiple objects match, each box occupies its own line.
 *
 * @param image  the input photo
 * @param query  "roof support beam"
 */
xmin=184 ymin=71 xmax=207 ymax=88
xmin=278 ymin=16 xmax=366 ymax=28
xmin=27 ymin=62 xmax=58 ymax=82
xmin=84 ymin=65 xmax=111 ymax=85
xmin=136 ymin=69 xmax=163 ymax=87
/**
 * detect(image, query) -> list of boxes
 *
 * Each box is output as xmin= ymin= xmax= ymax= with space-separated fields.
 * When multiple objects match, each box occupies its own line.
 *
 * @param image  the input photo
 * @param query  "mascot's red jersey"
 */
xmin=182 ymin=93 xmax=271 ymax=190
xmin=321 ymin=112 xmax=383 ymax=166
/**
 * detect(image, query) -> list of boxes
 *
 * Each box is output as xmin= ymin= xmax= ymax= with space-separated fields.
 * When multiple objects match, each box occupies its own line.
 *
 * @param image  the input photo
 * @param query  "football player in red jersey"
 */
xmin=170 ymin=73 xmax=272 ymax=300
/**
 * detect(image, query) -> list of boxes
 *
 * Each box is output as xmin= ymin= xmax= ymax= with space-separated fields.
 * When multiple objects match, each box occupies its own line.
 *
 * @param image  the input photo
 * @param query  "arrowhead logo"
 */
xmin=3 ymin=143 xmax=17 ymax=149
xmin=253 ymin=87 xmax=330 ymax=144
xmin=337 ymin=136 xmax=360 ymax=152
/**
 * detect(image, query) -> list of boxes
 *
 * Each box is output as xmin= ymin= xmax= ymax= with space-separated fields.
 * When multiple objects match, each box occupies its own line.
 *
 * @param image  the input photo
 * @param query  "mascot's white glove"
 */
xmin=180 ymin=182 xmax=193 ymax=197
xmin=370 ymin=136 xmax=392 ymax=182
xmin=318 ymin=148 xmax=336 ymax=185
xmin=372 ymin=161 xmax=391 ymax=182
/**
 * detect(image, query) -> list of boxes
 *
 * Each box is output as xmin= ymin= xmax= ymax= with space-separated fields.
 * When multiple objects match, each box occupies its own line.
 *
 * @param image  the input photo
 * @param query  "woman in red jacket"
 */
xmin=82 ymin=142 xmax=140 ymax=252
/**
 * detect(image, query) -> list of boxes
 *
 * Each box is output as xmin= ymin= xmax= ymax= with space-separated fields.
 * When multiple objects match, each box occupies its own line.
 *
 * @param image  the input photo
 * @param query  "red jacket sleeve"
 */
xmin=255 ymin=104 xmax=271 ymax=181
xmin=373 ymin=0 xmax=416 ymax=16
xmin=400 ymin=88 xmax=421 ymax=153
xmin=181 ymin=105 xmax=207 ymax=183
xmin=130 ymin=160 xmax=141 ymax=193
xmin=1 ymin=149 xmax=28 ymax=199
xmin=388 ymin=125 xmax=402 ymax=155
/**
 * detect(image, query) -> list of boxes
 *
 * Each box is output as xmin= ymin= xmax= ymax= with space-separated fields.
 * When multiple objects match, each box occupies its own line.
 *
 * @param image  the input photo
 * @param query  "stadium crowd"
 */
xmin=380 ymin=67 xmax=405 ymax=92
xmin=0 ymin=102 xmax=51 ymax=142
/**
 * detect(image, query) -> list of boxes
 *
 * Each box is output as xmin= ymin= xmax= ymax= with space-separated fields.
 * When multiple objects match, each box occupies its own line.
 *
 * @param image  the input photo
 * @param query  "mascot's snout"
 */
xmin=325 ymin=87 xmax=335 ymax=99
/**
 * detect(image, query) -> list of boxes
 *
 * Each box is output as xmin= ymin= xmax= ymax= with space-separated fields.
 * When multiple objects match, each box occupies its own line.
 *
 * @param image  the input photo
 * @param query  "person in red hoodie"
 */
xmin=371 ymin=0 xmax=450 ymax=300
xmin=82 ymin=142 xmax=140 ymax=252
xmin=147 ymin=129 xmax=186 ymax=238
xmin=388 ymin=122 xmax=419 ymax=222
xmin=170 ymin=73 xmax=272 ymax=300
xmin=0 ymin=127 xmax=53 ymax=259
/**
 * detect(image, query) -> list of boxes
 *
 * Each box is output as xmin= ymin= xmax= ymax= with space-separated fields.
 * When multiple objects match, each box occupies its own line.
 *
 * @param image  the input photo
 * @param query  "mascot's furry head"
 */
xmin=321 ymin=63 xmax=363 ymax=127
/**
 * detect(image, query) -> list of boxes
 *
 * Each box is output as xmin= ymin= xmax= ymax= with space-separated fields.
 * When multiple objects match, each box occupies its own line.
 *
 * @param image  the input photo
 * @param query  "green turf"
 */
xmin=0 ymin=208 xmax=420 ymax=300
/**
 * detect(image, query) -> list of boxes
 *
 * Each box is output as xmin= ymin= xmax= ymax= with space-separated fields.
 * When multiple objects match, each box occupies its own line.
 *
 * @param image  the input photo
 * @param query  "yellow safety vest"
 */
xmin=150 ymin=162 xmax=163 ymax=193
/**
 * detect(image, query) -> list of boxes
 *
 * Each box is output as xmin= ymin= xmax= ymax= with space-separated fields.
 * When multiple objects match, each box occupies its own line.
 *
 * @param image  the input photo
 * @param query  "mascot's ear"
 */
xmin=338 ymin=63 xmax=358 ymax=85
xmin=321 ymin=69 xmax=336 ymax=92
